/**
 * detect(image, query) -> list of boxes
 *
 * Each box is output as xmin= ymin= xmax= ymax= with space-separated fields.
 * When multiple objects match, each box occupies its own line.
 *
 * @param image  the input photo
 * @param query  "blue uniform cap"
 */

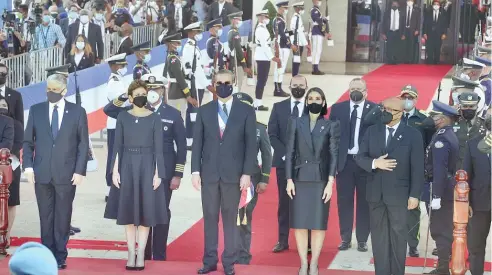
xmin=292 ymin=1 xmax=305 ymax=7
xmin=232 ymin=92 xmax=253 ymax=106
xmin=228 ymin=10 xmax=243 ymax=19
xmin=9 ymin=242 xmax=58 ymax=275
xmin=276 ymin=0 xmax=289 ymax=8
xmin=430 ymin=100 xmax=459 ymax=117
xmin=162 ymin=32 xmax=182 ymax=43
xmin=475 ymin=56 xmax=491 ymax=66
xmin=131 ymin=41 xmax=151 ymax=52
xmin=207 ymin=18 xmax=223 ymax=29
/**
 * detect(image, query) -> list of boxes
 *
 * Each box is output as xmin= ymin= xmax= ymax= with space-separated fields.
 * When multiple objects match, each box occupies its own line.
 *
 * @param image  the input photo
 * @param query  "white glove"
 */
xmin=431 ymin=198 xmax=441 ymax=210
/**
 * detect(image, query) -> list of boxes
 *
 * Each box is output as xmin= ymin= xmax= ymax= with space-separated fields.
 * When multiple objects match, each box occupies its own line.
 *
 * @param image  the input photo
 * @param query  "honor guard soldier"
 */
xmin=163 ymin=32 xmax=198 ymax=121
xmin=104 ymin=53 xmax=128 ymax=202
xmin=183 ymin=21 xmax=210 ymax=148
xmin=206 ymin=18 xmax=226 ymax=73
xmin=227 ymin=11 xmax=252 ymax=93
xmin=475 ymin=55 xmax=491 ymax=110
xmin=131 ymin=41 xmax=152 ymax=80
xmin=254 ymin=10 xmax=280 ymax=111
xmin=424 ymin=100 xmax=459 ymax=275
xmin=232 ymin=92 xmax=272 ymax=265
xmin=291 ymin=1 xmax=309 ymax=76
xmin=463 ymin=108 xmax=491 ymax=275
xmin=452 ymin=82 xmax=487 ymax=170
xmin=273 ymin=0 xmax=294 ymax=97
xmin=451 ymin=58 xmax=486 ymax=112
xmin=310 ymin=0 xmax=330 ymax=75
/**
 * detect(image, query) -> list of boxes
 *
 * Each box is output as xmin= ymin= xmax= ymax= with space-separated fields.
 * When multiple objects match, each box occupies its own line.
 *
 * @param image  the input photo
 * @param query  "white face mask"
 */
xmin=264 ymin=18 xmax=270 ymax=25
xmin=236 ymin=21 xmax=243 ymax=28
xmin=316 ymin=2 xmax=322 ymax=7
xmin=433 ymin=5 xmax=440 ymax=10
xmin=79 ymin=15 xmax=89 ymax=24
xmin=95 ymin=13 xmax=104 ymax=21
xmin=284 ymin=10 xmax=288 ymax=16
xmin=117 ymin=67 xmax=127 ymax=76
xmin=407 ymin=1 xmax=414 ymax=6
xmin=299 ymin=10 xmax=305 ymax=15
xmin=147 ymin=90 xmax=160 ymax=104
xmin=194 ymin=33 xmax=203 ymax=41
xmin=217 ymin=29 xmax=223 ymax=36
xmin=76 ymin=41 xmax=85 ymax=50
xmin=175 ymin=3 xmax=181 ymax=8
xmin=143 ymin=54 xmax=152 ymax=63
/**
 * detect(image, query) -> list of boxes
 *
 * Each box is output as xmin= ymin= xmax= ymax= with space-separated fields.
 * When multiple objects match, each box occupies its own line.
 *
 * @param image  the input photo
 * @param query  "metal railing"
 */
xmin=1 ymin=23 xmax=164 ymax=89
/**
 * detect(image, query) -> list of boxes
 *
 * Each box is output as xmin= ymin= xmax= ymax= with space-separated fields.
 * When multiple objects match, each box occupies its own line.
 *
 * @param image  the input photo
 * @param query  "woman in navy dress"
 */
xmin=104 ymin=80 xmax=167 ymax=270
xmin=285 ymin=87 xmax=340 ymax=275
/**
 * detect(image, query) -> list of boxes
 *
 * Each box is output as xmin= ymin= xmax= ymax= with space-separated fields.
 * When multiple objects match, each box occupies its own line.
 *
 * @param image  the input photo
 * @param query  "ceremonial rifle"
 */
xmin=274 ymin=16 xmax=282 ymax=69
xmin=307 ymin=22 xmax=312 ymax=62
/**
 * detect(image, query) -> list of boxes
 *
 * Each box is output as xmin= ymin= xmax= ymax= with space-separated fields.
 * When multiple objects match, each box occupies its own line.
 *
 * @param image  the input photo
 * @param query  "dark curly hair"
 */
xmin=127 ymin=80 xmax=148 ymax=97
xmin=303 ymin=87 xmax=328 ymax=117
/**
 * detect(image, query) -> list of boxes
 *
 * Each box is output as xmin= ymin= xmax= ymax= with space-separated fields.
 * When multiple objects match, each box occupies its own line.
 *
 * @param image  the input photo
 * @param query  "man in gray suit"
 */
xmin=191 ymin=69 xmax=257 ymax=275
xmin=23 ymin=65 xmax=90 ymax=270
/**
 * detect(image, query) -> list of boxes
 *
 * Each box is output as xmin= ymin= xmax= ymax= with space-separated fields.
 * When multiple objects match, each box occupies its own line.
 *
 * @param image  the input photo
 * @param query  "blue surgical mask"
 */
xmin=176 ymin=45 xmax=182 ymax=53
xmin=237 ymin=21 xmax=243 ymax=28
xmin=194 ymin=33 xmax=203 ymax=41
xmin=42 ymin=15 xmax=51 ymax=24
xmin=217 ymin=29 xmax=223 ymax=37
xmin=68 ymin=11 xmax=78 ymax=19
xmin=143 ymin=54 xmax=151 ymax=63
xmin=404 ymin=99 xmax=415 ymax=111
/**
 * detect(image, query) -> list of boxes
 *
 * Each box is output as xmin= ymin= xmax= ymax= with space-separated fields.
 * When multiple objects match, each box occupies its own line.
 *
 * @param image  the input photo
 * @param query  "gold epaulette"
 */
xmin=175 ymin=164 xmax=185 ymax=173
xmin=262 ymin=173 xmax=270 ymax=177
xmin=240 ymin=58 xmax=246 ymax=63
xmin=183 ymin=87 xmax=190 ymax=95
xmin=113 ymin=99 xmax=124 ymax=107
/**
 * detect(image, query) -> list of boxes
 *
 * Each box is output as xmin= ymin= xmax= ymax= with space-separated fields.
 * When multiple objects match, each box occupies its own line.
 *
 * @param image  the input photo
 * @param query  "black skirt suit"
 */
xmin=285 ymin=115 xmax=340 ymax=230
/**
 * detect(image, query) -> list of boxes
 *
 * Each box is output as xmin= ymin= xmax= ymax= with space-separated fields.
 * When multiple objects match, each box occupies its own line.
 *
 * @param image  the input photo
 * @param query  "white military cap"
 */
xmin=184 ymin=21 xmax=203 ymax=31
xmin=141 ymin=74 xmax=168 ymax=86
xmin=256 ymin=9 xmax=269 ymax=16
xmin=292 ymin=1 xmax=305 ymax=7
xmin=105 ymin=53 xmax=127 ymax=65
xmin=275 ymin=0 xmax=290 ymax=8
xmin=462 ymin=57 xmax=486 ymax=69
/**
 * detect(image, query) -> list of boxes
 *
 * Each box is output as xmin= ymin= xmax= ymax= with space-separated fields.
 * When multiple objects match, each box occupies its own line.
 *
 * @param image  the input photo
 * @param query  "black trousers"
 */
xmin=291 ymin=46 xmax=304 ymax=77
xmin=201 ymin=181 xmax=241 ymax=269
xmin=336 ymin=157 xmax=370 ymax=243
xmin=255 ymin=60 xmax=271 ymax=100
xmin=236 ymin=173 xmax=260 ymax=264
xmin=426 ymin=33 xmax=442 ymax=65
xmin=468 ymin=209 xmax=491 ymax=275
xmin=369 ymin=201 xmax=408 ymax=275
xmin=276 ymin=168 xmax=290 ymax=245
xmin=145 ymin=178 xmax=173 ymax=260
xmin=186 ymin=88 xmax=206 ymax=142
xmin=385 ymin=30 xmax=402 ymax=64
xmin=35 ymin=182 xmax=76 ymax=264
xmin=402 ymin=28 xmax=418 ymax=64
xmin=105 ymin=129 xmax=116 ymax=187
xmin=430 ymin=200 xmax=453 ymax=262
xmin=407 ymin=203 xmax=421 ymax=249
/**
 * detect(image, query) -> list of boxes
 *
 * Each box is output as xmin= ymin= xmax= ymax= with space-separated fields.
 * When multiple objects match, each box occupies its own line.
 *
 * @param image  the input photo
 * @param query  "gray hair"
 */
xmin=79 ymin=9 xmax=90 ymax=16
xmin=217 ymin=69 xmax=234 ymax=77
xmin=47 ymin=74 xmax=68 ymax=87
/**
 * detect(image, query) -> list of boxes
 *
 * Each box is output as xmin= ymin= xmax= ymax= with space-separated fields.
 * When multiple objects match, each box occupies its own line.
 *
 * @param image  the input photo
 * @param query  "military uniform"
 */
xmin=232 ymin=93 xmax=272 ymax=265
xmin=273 ymin=0 xmax=292 ymax=96
xmin=227 ymin=11 xmax=248 ymax=94
xmin=424 ymin=101 xmax=459 ymax=275
xmin=254 ymin=10 xmax=274 ymax=111
xmin=163 ymin=33 xmax=191 ymax=121
xmin=310 ymin=3 xmax=329 ymax=75
xmin=131 ymin=41 xmax=152 ymax=80
xmin=206 ymin=18 xmax=226 ymax=73
xmin=475 ymin=55 xmax=491 ymax=111
xmin=290 ymin=2 xmax=308 ymax=77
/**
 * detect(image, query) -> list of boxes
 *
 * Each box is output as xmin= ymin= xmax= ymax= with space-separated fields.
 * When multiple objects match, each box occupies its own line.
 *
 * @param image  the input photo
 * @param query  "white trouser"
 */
xmin=311 ymin=35 xmax=324 ymax=65
xmin=273 ymin=48 xmax=291 ymax=83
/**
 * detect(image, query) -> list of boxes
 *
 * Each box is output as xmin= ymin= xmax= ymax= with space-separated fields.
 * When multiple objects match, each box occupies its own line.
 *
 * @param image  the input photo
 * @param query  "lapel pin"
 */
xmin=8 ymin=94 xmax=11 ymax=97
xmin=320 ymin=126 xmax=325 ymax=132
xmin=366 ymin=104 xmax=370 ymax=109
xmin=65 ymin=110 xmax=68 ymax=113
xmin=397 ymin=135 xmax=402 ymax=140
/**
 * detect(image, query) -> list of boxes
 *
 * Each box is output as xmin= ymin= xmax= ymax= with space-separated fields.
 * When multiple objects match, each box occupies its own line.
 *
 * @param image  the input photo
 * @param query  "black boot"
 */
xmin=424 ymin=260 xmax=450 ymax=275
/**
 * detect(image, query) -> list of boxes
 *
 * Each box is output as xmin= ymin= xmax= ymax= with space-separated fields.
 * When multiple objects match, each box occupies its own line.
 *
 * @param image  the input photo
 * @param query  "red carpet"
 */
xmin=0 ymin=258 xmax=421 ymax=275
xmin=166 ymin=64 xmax=452 ymax=268
xmin=375 ymin=257 xmax=492 ymax=271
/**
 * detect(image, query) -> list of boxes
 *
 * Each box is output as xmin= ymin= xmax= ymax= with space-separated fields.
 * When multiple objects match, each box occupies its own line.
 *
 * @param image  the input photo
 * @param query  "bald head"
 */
xmin=120 ymin=23 xmax=133 ymax=36
xmin=290 ymin=75 xmax=308 ymax=99
xmin=382 ymin=97 xmax=404 ymax=112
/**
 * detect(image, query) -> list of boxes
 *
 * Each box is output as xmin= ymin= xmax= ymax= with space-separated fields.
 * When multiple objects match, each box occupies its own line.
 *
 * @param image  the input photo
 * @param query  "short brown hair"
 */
xmin=128 ymin=80 xmax=147 ymax=96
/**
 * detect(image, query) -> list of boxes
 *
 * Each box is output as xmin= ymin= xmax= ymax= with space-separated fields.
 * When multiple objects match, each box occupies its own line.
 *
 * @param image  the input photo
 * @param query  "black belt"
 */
xmin=123 ymin=146 xmax=154 ymax=154
xmin=348 ymin=154 xmax=357 ymax=159
xmin=294 ymin=160 xmax=320 ymax=169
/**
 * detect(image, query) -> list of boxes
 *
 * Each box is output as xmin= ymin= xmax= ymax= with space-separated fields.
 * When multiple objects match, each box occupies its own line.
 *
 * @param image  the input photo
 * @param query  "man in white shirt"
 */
xmin=381 ymin=0 xmax=403 ymax=64
xmin=290 ymin=1 xmax=309 ymax=76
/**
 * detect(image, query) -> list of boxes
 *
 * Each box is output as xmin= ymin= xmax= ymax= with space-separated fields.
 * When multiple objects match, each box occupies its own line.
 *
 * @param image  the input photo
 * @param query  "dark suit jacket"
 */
xmin=191 ymin=99 xmax=257 ymax=184
xmin=4 ymin=87 xmax=24 ymax=126
xmin=463 ymin=135 xmax=491 ymax=211
xmin=402 ymin=5 xmax=421 ymax=33
xmin=356 ymin=122 xmax=424 ymax=206
xmin=59 ymin=18 xmax=70 ymax=37
xmin=423 ymin=9 xmax=448 ymax=37
xmin=65 ymin=22 xmax=104 ymax=60
xmin=23 ymin=100 xmax=90 ymax=185
xmin=166 ymin=3 xmax=193 ymax=30
xmin=12 ymin=119 xmax=23 ymax=158
xmin=0 ymin=115 xmax=14 ymax=150
xmin=67 ymin=53 xmax=95 ymax=73
xmin=268 ymin=98 xmax=291 ymax=168
xmin=206 ymin=1 xmax=235 ymax=28
xmin=382 ymin=8 xmax=404 ymax=36
xmin=329 ymin=100 xmax=376 ymax=172
xmin=285 ymin=116 xmax=340 ymax=182
xmin=117 ymin=37 xmax=134 ymax=55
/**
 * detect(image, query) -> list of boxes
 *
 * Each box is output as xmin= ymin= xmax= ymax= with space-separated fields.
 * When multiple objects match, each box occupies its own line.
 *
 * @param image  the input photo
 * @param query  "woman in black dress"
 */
xmin=104 ymin=80 xmax=167 ymax=271
xmin=285 ymin=87 xmax=340 ymax=275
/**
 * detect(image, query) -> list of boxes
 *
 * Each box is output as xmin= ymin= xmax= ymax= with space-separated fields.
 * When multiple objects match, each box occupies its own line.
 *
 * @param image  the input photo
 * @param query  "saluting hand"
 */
xmin=72 ymin=173 xmax=84 ymax=186
xmin=407 ymin=197 xmax=419 ymax=210
xmin=374 ymin=154 xmax=397 ymax=171
xmin=286 ymin=179 xmax=295 ymax=199
xmin=240 ymin=175 xmax=251 ymax=191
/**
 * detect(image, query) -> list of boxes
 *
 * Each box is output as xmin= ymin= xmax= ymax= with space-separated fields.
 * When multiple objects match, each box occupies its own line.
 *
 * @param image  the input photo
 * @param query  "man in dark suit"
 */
xmin=117 ymin=23 xmax=134 ymax=55
xmin=329 ymin=78 xmax=376 ymax=252
xmin=64 ymin=9 xmax=104 ymax=62
xmin=356 ymin=97 xmax=424 ymax=275
xmin=0 ymin=64 xmax=23 ymax=126
xmin=268 ymin=75 xmax=308 ymax=253
xmin=59 ymin=4 xmax=81 ymax=36
xmin=205 ymin=0 xmax=235 ymax=29
xmin=166 ymin=0 xmax=193 ymax=31
xmin=463 ymin=109 xmax=491 ymax=275
xmin=22 ymin=65 xmax=90 ymax=270
xmin=401 ymin=0 xmax=421 ymax=64
xmin=423 ymin=0 xmax=448 ymax=64
xmin=381 ymin=0 xmax=404 ymax=64
xmin=191 ymin=69 xmax=257 ymax=275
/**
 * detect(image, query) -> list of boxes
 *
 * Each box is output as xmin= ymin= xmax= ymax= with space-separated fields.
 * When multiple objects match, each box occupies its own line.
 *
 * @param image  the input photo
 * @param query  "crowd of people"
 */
xmin=0 ymin=0 xmax=490 ymax=275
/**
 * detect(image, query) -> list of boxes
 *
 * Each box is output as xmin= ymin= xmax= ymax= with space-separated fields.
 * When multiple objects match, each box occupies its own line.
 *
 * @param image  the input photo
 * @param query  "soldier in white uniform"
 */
xmin=254 ymin=10 xmax=281 ymax=111
xmin=272 ymin=0 xmax=294 ymax=97
xmin=182 ymin=21 xmax=211 ymax=148
xmin=310 ymin=0 xmax=331 ymax=75
xmin=104 ymin=53 xmax=128 ymax=201
xmin=290 ymin=1 xmax=309 ymax=76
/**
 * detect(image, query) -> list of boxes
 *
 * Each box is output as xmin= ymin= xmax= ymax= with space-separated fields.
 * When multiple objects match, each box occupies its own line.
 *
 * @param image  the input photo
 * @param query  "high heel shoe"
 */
xmin=135 ymin=249 xmax=145 ymax=271
xmin=298 ymin=265 xmax=308 ymax=275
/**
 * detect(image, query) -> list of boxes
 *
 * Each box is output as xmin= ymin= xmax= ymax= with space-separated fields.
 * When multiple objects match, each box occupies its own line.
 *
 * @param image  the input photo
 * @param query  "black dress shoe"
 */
xmin=357 ymin=242 xmax=368 ymax=252
xmin=224 ymin=267 xmax=235 ymax=275
xmin=409 ymin=247 xmax=419 ymax=257
xmin=272 ymin=242 xmax=289 ymax=253
xmin=432 ymin=248 xmax=438 ymax=256
xmin=197 ymin=265 xmax=217 ymax=274
xmin=105 ymin=196 xmax=108 ymax=202
xmin=69 ymin=230 xmax=75 ymax=236
xmin=338 ymin=241 xmax=351 ymax=251
xmin=70 ymin=226 xmax=81 ymax=233
xmin=312 ymin=71 xmax=325 ymax=75
xmin=58 ymin=262 xmax=67 ymax=270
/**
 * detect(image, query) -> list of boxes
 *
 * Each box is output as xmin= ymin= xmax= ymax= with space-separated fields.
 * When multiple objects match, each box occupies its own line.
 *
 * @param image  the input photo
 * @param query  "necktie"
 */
xmin=386 ymin=127 xmax=395 ymax=148
xmin=51 ymin=105 xmax=59 ymax=139
xmin=407 ymin=8 xmax=410 ymax=27
xmin=82 ymin=24 xmax=86 ymax=36
xmin=222 ymin=103 xmax=228 ymax=117
xmin=434 ymin=12 xmax=438 ymax=23
xmin=403 ymin=113 xmax=409 ymax=125
xmin=292 ymin=101 xmax=300 ymax=117
xmin=349 ymin=105 xmax=359 ymax=149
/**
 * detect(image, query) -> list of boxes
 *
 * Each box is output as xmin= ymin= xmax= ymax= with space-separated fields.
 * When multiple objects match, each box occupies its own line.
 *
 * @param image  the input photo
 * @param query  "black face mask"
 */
xmin=422 ymin=116 xmax=437 ymax=129
xmin=133 ymin=95 xmax=148 ymax=108
xmin=216 ymin=83 xmax=233 ymax=98
xmin=0 ymin=109 xmax=8 ymax=116
xmin=47 ymin=91 xmax=63 ymax=103
xmin=461 ymin=109 xmax=477 ymax=120
xmin=381 ymin=111 xmax=393 ymax=124
xmin=0 ymin=74 xmax=7 ymax=85
xmin=291 ymin=87 xmax=306 ymax=99
xmin=485 ymin=117 xmax=491 ymax=131
xmin=350 ymin=90 xmax=364 ymax=102
xmin=307 ymin=102 xmax=323 ymax=114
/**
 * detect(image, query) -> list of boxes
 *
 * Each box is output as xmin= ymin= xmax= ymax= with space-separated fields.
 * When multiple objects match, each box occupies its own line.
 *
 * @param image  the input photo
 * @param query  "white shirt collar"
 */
xmin=49 ymin=98 xmax=65 ymax=110
xmin=387 ymin=121 xmax=401 ymax=132
xmin=218 ymin=97 xmax=233 ymax=111
xmin=153 ymin=100 xmax=162 ymax=111
xmin=350 ymin=99 xmax=366 ymax=109
xmin=291 ymin=96 xmax=305 ymax=105
xmin=404 ymin=108 xmax=416 ymax=117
